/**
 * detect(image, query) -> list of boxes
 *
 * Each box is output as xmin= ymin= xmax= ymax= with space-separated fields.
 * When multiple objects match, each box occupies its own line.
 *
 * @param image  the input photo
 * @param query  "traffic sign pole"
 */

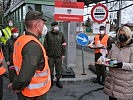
xmin=76 ymin=33 xmax=89 ymax=75
xmin=81 ymin=46 xmax=87 ymax=75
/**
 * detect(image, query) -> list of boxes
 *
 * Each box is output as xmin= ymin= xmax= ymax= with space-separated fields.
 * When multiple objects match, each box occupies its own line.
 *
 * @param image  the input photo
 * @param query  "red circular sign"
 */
xmin=91 ymin=3 xmax=108 ymax=23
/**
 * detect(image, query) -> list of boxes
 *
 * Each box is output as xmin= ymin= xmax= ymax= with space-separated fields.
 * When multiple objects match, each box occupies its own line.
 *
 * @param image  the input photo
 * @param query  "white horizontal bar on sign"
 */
xmin=54 ymin=7 xmax=84 ymax=15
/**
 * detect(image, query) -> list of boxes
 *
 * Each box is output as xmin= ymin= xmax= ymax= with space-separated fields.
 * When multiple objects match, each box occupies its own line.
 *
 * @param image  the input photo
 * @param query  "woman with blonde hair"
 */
xmin=104 ymin=26 xmax=133 ymax=100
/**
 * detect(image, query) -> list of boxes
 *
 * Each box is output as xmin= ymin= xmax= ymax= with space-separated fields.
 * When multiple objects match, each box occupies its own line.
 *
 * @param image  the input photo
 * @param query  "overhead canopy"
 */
xmin=77 ymin=0 xmax=106 ymax=6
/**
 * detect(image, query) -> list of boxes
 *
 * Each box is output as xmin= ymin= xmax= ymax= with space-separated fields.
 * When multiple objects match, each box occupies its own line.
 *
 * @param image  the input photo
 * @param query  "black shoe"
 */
xmin=50 ymin=78 xmax=54 ymax=88
xmin=93 ymin=78 xmax=100 ymax=83
xmin=50 ymin=82 xmax=53 ymax=88
xmin=100 ymin=77 xmax=105 ymax=85
xmin=99 ymin=81 xmax=105 ymax=85
xmin=56 ymin=81 xmax=63 ymax=88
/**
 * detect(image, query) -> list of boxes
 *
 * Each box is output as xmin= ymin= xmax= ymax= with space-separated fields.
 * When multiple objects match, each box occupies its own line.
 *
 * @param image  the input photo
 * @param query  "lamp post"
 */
xmin=117 ymin=0 xmax=122 ymax=28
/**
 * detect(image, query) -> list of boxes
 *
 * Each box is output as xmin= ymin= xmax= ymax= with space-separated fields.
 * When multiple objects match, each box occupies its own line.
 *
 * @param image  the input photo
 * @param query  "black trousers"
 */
xmin=48 ymin=57 xmax=62 ymax=80
xmin=109 ymin=96 xmax=117 ymax=100
xmin=95 ymin=53 xmax=106 ymax=82
xmin=0 ymin=75 xmax=3 ymax=100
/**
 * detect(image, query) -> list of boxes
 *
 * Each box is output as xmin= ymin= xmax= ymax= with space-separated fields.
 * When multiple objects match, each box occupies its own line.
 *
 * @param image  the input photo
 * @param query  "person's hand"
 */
xmin=112 ymin=62 xmax=123 ymax=68
xmin=8 ymin=83 xmax=20 ymax=93
xmin=62 ymin=42 xmax=67 ymax=46
xmin=6 ymin=61 xmax=10 ymax=65
xmin=8 ymin=83 xmax=13 ymax=89
xmin=62 ymin=56 xmax=65 ymax=59
xmin=88 ymin=43 xmax=95 ymax=49
xmin=88 ymin=45 xmax=93 ymax=49
xmin=9 ymin=66 xmax=15 ymax=71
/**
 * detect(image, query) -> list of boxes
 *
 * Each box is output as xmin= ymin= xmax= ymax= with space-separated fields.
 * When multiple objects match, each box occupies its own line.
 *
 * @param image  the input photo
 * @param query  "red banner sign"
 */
xmin=54 ymin=1 xmax=84 ymax=22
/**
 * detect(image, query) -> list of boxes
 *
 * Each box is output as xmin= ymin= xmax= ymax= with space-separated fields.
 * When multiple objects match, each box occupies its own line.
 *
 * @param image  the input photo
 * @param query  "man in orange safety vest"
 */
xmin=0 ymin=43 xmax=6 ymax=100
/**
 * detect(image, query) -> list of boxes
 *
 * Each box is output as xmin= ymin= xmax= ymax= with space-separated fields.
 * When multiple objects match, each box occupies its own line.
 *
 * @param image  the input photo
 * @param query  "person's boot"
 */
xmin=93 ymin=76 xmax=100 ymax=83
xmin=51 ymin=78 xmax=54 ymax=88
xmin=56 ymin=79 xmax=63 ymax=88
xmin=100 ymin=77 xmax=105 ymax=85
xmin=50 ymin=76 xmax=54 ymax=88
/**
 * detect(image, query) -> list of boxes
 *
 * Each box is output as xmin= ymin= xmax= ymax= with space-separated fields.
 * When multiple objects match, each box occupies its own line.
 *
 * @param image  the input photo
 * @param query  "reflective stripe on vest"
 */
xmin=34 ymin=69 xmax=48 ymax=77
xmin=94 ymin=34 xmax=109 ymax=53
xmin=27 ymin=75 xmax=51 ymax=89
xmin=4 ymin=27 xmax=11 ymax=38
xmin=13 ymin=35 xmax=51 ymax=97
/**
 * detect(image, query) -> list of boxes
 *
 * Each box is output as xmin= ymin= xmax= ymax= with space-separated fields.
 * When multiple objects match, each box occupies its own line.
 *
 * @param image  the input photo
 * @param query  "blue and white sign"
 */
xmin=76 ymin=33 xmax=89 ymax=46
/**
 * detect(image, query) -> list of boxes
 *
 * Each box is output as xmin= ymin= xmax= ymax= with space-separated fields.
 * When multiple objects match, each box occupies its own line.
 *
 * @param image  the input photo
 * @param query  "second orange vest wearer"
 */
xmin=0 ymin=48 xmax=6 ymax=75
xmin=94 ymin=34 xmax=109 ymax=53
xmin=13 ymin=35 xmax=51 ymax=97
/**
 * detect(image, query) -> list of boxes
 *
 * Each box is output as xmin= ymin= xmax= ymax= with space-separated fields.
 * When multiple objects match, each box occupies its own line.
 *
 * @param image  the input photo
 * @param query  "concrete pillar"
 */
xmin=63 ymin=22 xmax=76 ymax=69
xmin=63 ymin=0 xmax=77 ymax=69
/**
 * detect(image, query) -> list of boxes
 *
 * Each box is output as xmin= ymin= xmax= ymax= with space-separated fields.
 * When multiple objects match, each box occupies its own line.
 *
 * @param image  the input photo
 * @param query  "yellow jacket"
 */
xmin=0 ymin=26 xmax=12 ymax=44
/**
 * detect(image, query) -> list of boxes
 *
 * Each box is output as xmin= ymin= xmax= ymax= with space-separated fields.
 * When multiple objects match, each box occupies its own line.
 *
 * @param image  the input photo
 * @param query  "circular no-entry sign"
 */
xmin=91 ymin=3 xmax=108 ymax=23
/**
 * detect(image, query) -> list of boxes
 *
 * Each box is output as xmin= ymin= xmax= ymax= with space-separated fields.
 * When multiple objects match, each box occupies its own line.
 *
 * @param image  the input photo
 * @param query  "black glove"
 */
xmin=112 ymin=62 xmax=123 ymax=68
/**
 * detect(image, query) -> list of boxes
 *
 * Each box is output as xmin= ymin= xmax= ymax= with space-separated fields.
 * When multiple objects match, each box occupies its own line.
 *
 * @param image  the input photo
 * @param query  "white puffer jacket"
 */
xmin=104 ymin=43 xmax=133 ymax=100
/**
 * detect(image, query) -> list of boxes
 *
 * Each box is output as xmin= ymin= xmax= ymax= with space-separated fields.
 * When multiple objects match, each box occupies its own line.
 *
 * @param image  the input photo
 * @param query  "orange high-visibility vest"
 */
xmin=13 ymin=35 xmax=51 ymax=97
xmin=94 ymin=34 xmax=109 ymax=53
xmin=0 ymin=48 xmax=6 ymax=75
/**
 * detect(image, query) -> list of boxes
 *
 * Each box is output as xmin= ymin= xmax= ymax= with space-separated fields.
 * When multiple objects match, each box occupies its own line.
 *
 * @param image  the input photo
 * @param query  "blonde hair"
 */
xmin=118 ymin=26 xmax=132 ymax=45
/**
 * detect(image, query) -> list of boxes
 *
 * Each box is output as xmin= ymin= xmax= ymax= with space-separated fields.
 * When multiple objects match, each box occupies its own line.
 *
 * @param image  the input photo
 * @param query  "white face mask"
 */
xmin=54 ymin=26 xmax=59 ymax=31
xmin=100 ymin=30 xmax=105 ymax=34
xmin=0 ymin=30 xmax=2 ymax=37
xmin=42 ymin=25 xmax=47 ymax=37
xmin=8 ymin=22 xmax=13 ymax=27
xmin=13 ymin=33 xmax=19 ymax=38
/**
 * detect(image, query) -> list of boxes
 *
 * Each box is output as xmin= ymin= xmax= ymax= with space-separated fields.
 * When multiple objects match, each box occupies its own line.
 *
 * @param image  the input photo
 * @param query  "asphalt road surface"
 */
xmin=3 ymin=77 xmax=108 ymax=100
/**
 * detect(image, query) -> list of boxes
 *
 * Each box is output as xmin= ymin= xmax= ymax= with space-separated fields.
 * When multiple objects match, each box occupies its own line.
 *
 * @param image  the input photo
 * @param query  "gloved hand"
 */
xmin=113 ymin=62 xmax=123 ymax=68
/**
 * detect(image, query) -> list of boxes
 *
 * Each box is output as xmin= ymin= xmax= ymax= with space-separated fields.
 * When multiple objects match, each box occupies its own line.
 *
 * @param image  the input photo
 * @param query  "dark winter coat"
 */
xmin=4 ymin=35 xmax=17 ymax=65
xmin=44 ymin=31 xmax=66 ymax=58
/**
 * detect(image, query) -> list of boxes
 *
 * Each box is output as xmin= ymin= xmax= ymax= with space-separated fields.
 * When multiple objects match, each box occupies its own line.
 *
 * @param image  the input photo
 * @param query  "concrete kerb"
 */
xmin=59 ymin=76 xmax=96 ymax=85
